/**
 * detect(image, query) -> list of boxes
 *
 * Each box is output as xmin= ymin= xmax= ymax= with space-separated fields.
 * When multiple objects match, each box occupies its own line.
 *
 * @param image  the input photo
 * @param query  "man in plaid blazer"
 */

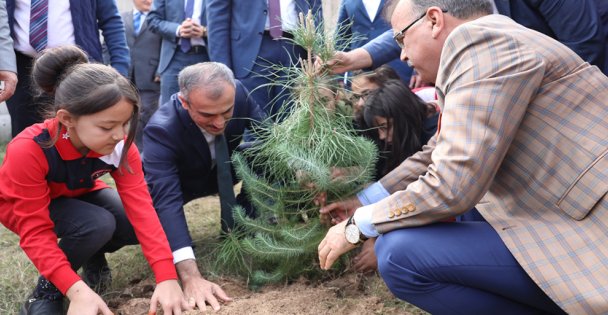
xmin=318 ymin=0 xmax=608 ymax=313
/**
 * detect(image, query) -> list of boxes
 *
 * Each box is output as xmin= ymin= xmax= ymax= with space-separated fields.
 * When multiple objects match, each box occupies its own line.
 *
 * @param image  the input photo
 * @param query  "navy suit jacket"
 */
xmin=494 ymin=0 xmax=605 ymax=73
xmin=207 ymin=0 xmax=322 ymax=78
xmin=147 ymin=0 xmax=207 ymax=74
xmin=365 ymin=0 xmax=607 ymax=74
xmin=142 ymin=81 xmax=265 ymax=251
xmin=6 ymin=0 xmax=129 ymax=76
xmin=337 ymin=0 xmax=412 ymax=81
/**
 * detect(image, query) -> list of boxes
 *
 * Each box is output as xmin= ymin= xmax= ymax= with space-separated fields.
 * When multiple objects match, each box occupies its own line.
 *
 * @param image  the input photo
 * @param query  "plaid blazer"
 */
xmin=369 ymin=15 xmax=608 ymax=314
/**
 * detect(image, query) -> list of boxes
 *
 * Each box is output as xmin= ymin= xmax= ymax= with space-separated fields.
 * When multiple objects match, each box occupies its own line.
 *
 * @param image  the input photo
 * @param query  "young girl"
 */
xmin=0 ymin=46 xmax=187 ymax=315
xmin=361 ymin=79 xmax=438 ymax=179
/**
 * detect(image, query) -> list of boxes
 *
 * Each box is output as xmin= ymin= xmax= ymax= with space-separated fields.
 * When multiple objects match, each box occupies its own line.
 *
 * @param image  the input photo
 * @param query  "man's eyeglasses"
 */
xmin=393 ymin=9 xmax=448 ymax=49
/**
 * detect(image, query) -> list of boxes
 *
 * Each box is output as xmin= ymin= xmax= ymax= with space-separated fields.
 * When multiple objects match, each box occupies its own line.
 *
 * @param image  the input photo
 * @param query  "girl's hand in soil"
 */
xmin=149 ymin=279 xmax=188 ymax=315
xmin=353 ymin=238 xmax=378 ymax=273
xmin=66 ymin=280 xmax=113 ymax=315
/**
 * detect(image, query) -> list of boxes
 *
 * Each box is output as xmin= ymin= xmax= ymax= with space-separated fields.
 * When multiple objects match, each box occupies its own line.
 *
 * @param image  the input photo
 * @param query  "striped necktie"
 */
xmin=30 ymin=0 xmax=49 ymax=52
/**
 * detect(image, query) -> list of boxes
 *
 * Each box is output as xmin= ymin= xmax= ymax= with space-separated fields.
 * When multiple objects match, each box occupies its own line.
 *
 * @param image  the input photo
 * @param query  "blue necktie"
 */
xmin=133 ymin=11 xmax=142 ymax=36
xmin=181 ymin=0 xmax=195 ymax=52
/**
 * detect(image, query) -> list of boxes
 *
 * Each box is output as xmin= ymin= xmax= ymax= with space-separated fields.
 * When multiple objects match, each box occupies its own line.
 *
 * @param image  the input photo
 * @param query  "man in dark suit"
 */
xmin=121 ymin=0 xmax=162 ymax=150
xmin=143 ymin=62 xmax=265 ymax=311
xmin=207 ymin=0 xmax=322 ymax=119
xmin=147 ymin=0 xmax=209 ymax=104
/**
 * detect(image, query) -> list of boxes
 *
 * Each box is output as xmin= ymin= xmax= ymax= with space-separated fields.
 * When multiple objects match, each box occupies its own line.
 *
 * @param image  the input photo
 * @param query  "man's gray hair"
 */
xmin=410 ymin=0 xmax=493 ymax=19
xmin=178 ymin=62 xmax=236 ymax=100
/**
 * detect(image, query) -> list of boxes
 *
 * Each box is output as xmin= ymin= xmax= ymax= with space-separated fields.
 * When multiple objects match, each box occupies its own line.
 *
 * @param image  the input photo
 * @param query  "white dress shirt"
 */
xmin=13 ymin=0 xmax=75 ymax=57
xmin=362 ymin=0 xmax=381 ymax=22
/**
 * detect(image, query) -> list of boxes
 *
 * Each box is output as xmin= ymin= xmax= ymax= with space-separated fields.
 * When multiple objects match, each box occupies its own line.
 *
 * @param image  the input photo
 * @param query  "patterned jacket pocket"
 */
xmin=557 ymin=149 xmax=608 ymax=220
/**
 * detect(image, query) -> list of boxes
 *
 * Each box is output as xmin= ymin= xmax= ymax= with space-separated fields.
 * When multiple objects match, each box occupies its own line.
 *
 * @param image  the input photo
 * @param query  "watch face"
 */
xmin=345 ymin=224 xmax=360 ymax=244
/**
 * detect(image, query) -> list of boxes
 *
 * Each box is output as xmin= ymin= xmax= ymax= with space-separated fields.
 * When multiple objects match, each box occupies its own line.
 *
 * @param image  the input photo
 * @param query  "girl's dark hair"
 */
xmin=32 ymin=45 xmax=140 ymax=171
xmin=362 ymin=79 xmax=428 ymax=175
xmin=352 ymin=64 xmax=401 ymax=88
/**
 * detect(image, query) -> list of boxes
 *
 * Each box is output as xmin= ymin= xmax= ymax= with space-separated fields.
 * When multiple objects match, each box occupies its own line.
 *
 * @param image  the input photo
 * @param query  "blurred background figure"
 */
xmin=327 ymin=0 xmax=608 ymax=85
xmin=0 ymin=0 xmax=17 ymax=104
xmin=493 ymin=0 xmax=607 ymax=73
xmin=120 ymin=0 xmax=162 ymax=151
xmin=5 ymin=0 xmax=129 ymax=137
xmin=336 ymin=0 xmax=413 ymax=85
xmin=147 ymin=0 xmax=209 ymax=105
xmin=207 ymin=0 xmax=322 ymax=121
xmin=592 ymin=0 xmax=608 ymax=71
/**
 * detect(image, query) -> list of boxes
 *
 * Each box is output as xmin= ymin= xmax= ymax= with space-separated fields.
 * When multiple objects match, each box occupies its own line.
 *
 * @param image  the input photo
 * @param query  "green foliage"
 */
xmin=214 ymin=11 xmax=377 ymax=286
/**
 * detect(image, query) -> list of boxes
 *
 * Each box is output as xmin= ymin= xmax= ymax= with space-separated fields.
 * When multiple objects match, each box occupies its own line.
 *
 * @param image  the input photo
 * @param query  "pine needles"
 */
xmin=213 ymin=11 xmax=377 ymax=286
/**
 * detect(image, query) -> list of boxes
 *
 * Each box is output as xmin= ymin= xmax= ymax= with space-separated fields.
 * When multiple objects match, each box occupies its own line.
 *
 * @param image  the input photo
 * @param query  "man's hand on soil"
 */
xmin=176 ymin=259 xmax=232 ymax=311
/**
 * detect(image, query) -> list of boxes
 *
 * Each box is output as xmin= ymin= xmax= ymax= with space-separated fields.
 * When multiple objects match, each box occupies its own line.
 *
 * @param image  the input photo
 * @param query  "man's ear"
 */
xmin=428 ymin=7 xmax=444 ymax=39
xmin=178 ymin=93 xmax=189 ymax=110
xmin=56 ymin=109 xmax=76 ymax=128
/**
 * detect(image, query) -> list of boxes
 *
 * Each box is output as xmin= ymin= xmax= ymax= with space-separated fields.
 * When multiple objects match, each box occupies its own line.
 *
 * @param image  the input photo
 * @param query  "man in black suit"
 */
xmin=121 ymin=0 xmax=162 ymax=150
xmin=142 ymin=62 xmax=265 ymax=311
